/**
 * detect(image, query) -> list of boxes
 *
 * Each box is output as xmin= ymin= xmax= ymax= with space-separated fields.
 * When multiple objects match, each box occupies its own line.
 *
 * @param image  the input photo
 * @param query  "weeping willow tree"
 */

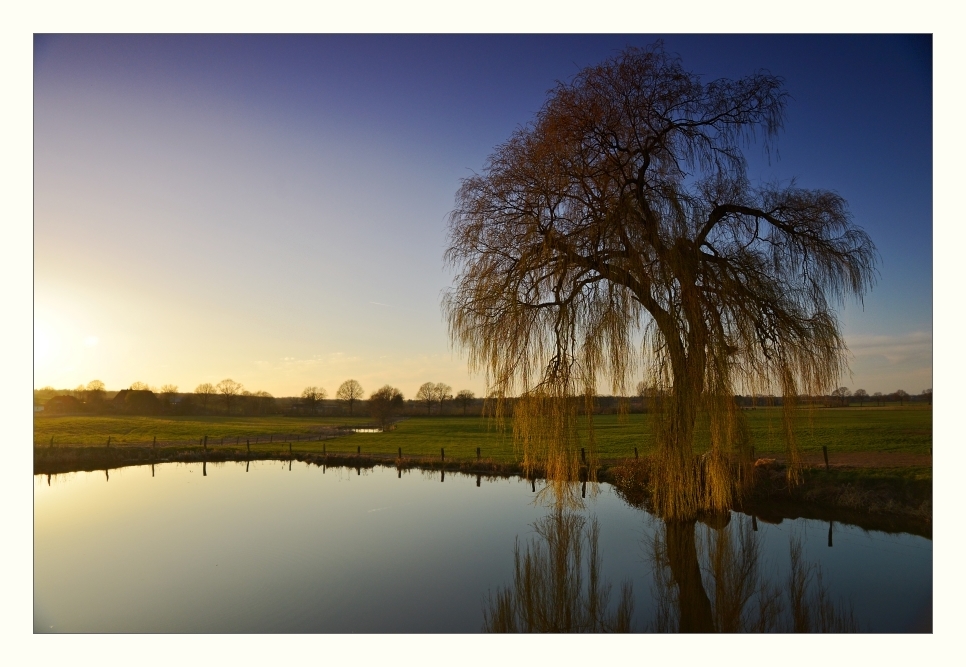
xmin=444 ymin=44 xmax=877 ymax=519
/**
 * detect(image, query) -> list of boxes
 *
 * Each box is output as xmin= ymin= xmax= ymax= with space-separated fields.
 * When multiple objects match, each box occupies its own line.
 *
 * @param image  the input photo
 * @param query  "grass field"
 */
xmin=35 ymin=405 xmax=931 ymax=462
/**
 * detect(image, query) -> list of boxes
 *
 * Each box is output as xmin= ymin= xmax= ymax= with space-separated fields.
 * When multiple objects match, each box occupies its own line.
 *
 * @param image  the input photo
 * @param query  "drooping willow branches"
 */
xmin=444 ymin=44 xmax=877 ymax=519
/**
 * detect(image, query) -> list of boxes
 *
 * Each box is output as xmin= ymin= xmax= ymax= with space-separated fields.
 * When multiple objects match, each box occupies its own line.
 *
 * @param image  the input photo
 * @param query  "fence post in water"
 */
xmin=822 ymin=445 xmax=829 ymax=471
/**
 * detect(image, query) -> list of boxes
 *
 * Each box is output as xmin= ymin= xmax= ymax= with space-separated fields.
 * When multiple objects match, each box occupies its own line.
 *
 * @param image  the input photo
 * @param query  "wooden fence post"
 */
xmin=581 ymin=447 xmax=586 ymax=463
xmin=822 ymin=445 xmax=829 ymax=471
xmin=398 ymin=447 xmax=402 ymax=458
xmin=634 ymin=447 xmax=638 ymax=459
xmin=441 ymin=447 xmax=445 ymax=462
xmin=50 ymin=436 xmax=54 ymax=448
xmin=477 ymin=447 xmax=481 ymax=460
xmin=357 ymin=445 xmax=361 ymax=455
xmin=107 ymin=436 xmax=111 ymax=448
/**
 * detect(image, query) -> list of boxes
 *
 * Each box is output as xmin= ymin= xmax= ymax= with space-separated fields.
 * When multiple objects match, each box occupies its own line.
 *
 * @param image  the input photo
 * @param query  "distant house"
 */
xmin=45 ymin=395 xmax=82 ymax=413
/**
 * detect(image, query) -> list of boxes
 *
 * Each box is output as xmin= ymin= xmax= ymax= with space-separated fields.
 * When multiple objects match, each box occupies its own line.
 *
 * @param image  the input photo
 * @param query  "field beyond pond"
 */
xmin=34 ymin=405 xmax=931 ymax=464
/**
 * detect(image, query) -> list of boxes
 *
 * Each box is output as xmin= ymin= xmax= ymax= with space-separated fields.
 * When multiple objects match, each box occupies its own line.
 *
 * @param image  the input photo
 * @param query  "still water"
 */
xmin=34 ymin=461 xmax=931 ymax=633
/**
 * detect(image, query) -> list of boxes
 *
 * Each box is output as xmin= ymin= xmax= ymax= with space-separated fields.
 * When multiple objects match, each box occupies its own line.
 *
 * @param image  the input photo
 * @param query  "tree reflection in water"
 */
xmin=650 ymin=515 xmax=858 ymax=632
xmin=483 ymin=510 xmax=634 ymax=632
xmin=486 ymin=482 xmax=857 ymax=633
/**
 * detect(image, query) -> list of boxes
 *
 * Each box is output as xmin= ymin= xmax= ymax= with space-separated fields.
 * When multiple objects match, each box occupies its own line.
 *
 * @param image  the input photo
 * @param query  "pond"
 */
xmin=34 ymin=460 xmax=931 ymax=633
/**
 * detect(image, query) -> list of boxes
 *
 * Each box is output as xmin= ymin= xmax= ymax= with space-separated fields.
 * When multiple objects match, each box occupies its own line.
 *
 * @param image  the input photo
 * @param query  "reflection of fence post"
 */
xmin=752 ymin=515 xmax=758 ymax=531
xmin=822 ymin=445 xmax=829 ymax=471
xmin=828 ymin=521 xmax=833 ymax=547
xmin=476 ymin=474 xmax=481 ymax=487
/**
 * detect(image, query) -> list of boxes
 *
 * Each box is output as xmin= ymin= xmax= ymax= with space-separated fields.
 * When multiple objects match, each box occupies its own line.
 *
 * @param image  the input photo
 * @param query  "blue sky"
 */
xmin=33 ymin=34 xmax=932 ymax=397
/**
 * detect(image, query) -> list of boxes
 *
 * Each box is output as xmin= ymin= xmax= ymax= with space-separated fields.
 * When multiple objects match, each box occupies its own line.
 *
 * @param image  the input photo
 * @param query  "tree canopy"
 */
xmin=444 ymin=44 xmax=877 ymax=518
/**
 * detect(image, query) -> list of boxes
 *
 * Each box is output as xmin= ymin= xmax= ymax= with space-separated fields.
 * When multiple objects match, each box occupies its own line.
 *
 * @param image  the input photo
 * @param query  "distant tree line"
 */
xmin=34 ymin=378 xmax=932 ymax=419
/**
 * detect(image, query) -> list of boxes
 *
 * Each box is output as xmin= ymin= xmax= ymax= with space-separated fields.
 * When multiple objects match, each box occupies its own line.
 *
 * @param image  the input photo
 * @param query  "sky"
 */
xmin=33 ymin=34 xmax=933 ymax=398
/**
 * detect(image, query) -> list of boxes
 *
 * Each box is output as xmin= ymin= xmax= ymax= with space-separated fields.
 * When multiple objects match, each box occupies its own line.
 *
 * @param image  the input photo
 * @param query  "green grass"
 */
xmin=35 ymin=405 xmax=931 ymax=460
xmin=33 ymin=414 xmax=373 ymax=447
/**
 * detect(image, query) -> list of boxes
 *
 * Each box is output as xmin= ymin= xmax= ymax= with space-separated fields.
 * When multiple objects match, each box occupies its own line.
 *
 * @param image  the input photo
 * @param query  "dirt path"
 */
xmin=774 ymin=452 xmax=931 ymax=468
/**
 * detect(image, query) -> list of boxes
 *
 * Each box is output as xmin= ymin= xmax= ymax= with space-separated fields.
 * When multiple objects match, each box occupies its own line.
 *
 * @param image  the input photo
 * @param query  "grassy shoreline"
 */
xmin=34 ymin=408 xmax=932 ymax=530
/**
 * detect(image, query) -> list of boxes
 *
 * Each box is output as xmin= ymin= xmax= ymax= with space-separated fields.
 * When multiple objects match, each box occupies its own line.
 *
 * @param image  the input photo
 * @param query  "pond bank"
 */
xmin=34 ymin=446 xmax=931 ymax=534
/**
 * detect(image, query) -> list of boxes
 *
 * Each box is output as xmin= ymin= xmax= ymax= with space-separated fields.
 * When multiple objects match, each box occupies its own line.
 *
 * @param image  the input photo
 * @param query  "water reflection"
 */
xmin=649 ymin=515 xmax=857 ymax=632
xmin=483 ymin=510 xmax=633 ymax=632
